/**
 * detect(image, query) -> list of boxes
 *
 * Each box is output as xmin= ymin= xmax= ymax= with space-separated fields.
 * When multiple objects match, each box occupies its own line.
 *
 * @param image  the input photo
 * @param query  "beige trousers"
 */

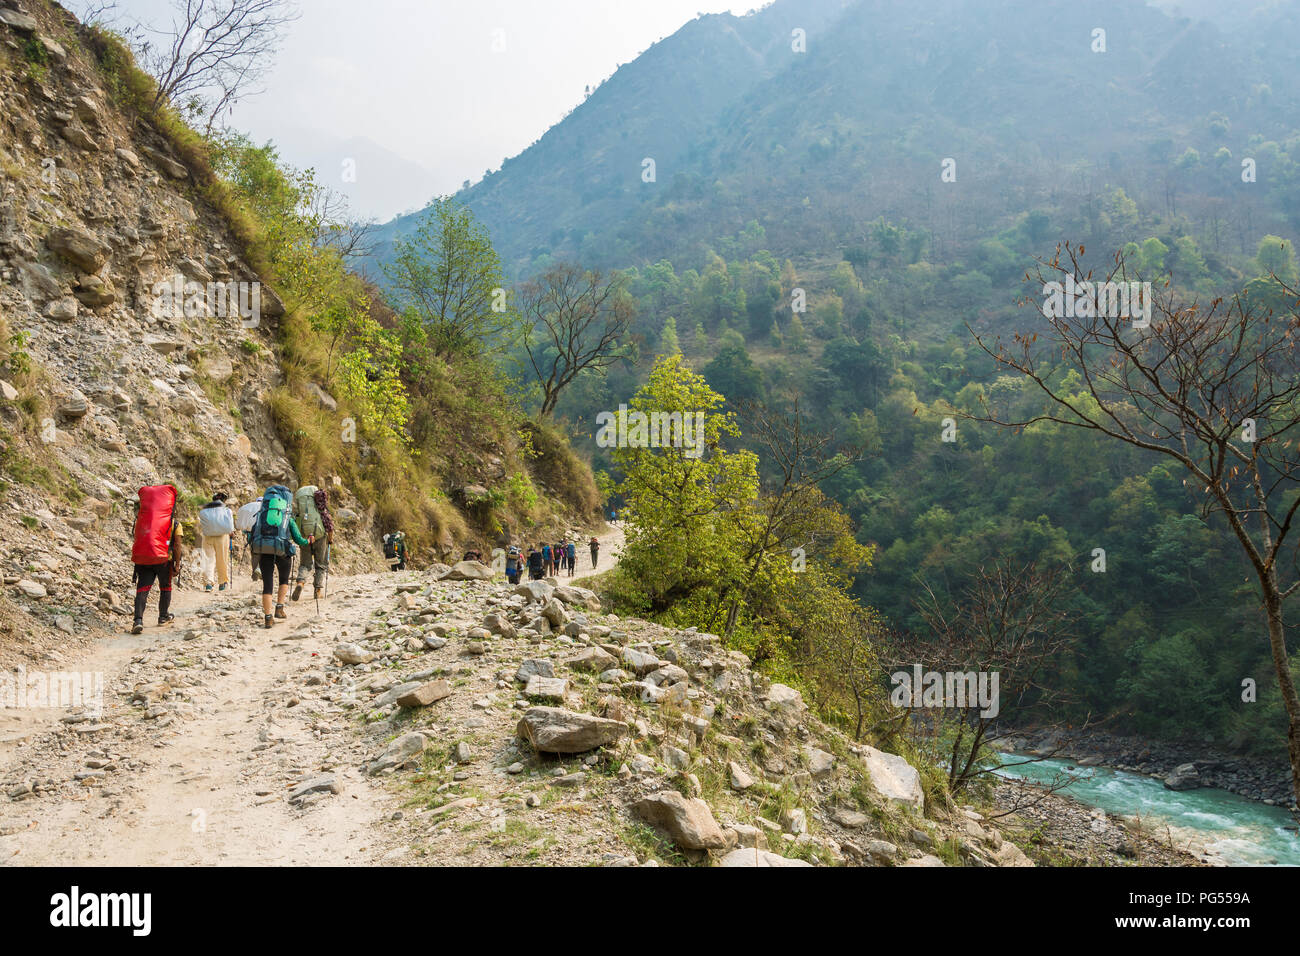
xmin=200 ymin=534 xmax=230 ymax=587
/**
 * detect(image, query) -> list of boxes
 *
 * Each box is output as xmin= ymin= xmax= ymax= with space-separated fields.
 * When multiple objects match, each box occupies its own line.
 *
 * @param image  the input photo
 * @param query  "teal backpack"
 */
xmin=250 ymin=485 xmax=294 ymax=556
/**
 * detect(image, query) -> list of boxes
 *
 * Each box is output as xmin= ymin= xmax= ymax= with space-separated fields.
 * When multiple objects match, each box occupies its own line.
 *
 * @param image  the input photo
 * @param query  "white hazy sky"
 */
xmin=98 ymin=0 xmax=755 ymax=217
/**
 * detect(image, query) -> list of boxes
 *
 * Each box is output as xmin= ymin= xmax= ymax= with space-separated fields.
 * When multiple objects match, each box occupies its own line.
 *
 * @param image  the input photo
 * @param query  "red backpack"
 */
xmin=133 ymin=485 xmax=177 ymax=565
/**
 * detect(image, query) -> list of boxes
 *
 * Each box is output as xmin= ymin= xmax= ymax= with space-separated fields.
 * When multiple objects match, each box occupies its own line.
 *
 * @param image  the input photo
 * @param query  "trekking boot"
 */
xmin=291 ymin=583 xmax=303 ymax=602
xmin=205 ymin=584 xmax=213 ymax=592
xmin=274 ymin=604 xmax=287 ymax=620
xmin=264 ymin=614 xmax=274 ymax=630
xmin=314 ymin=588 xmax=323 ymax=601
xmin=131 ymin=619 xmax=143 ymax=635
xmin=218 ymin=583 xmax=227 ymax=592
xmin=158 ymin=613 xmax=175 ymax=626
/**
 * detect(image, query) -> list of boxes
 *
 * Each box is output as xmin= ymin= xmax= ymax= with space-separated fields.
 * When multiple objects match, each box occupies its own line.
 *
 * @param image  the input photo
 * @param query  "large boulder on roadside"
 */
xmin=862 ymin=745 xmax=925 ymax=812
xmin=441 ymin=561 xmax=493 ymax=581
xmin=397 ymin=679 xmax=451 ymax=708
xmin=554 ymin=585 xmax=600 ymax=610
xmin=540 ymin=597 xmax=568 ymax=627
xmin=717 ymin=847 xmax=812 ymax=867
xmin=633 ymin=791 xmax=727 ymax=850
xmin=514 ymin=580 xmax=554 ymax=603
xmin=516 ymin=706 xmax=625 ymax=753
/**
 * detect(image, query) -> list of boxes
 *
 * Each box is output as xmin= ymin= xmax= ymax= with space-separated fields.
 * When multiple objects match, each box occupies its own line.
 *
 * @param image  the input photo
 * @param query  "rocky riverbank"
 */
xmin=1005 ymin=728 xmax=1295 ymax=809
xmin=991 ymin=778 xmax=1206 ymax=866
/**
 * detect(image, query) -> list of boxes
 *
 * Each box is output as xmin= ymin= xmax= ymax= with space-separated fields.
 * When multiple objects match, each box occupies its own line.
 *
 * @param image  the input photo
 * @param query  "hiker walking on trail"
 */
xmin=541 ymin=542 xmax=553 ymax=577
xmin=590 ymin=536 xmax=600 ymax=569
xmin=291 ymin=484 xmax=333 ymax=603
xmin=383 ymin=531 xmax=407 ymax=571
xmin=249 ymin=484 xmax=310 ymax=630
xmin=505 ymin=545 xmax=521 ymax=585
xmin=236 ymin=494 xmax=263 ymax=581
xmin=197 ymin=491 xmax=234 ymax=593
xmin=565 ymin=539 xmax=577 ymax=577
xmin=527 ymin=544 xmax=544 ymax=581
xmin=130 ymin=484 xmax=183 ymax=635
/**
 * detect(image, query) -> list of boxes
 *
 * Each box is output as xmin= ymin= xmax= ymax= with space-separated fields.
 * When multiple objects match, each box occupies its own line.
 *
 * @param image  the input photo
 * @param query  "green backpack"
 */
xmin=294 ymin=485 xmax=324 ymax=538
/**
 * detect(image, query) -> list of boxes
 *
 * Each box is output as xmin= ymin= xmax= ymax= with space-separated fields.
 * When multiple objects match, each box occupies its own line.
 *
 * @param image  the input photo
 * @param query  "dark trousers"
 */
xmin=259 ymin=553 xmax=292 ymax=596
xmin=590 ymin=548 xmax=598 ymax=568
xmin=297 ymin=536 xmax=329 ymax=588
xmin=133 ymin=563 xmax=172 ymax=624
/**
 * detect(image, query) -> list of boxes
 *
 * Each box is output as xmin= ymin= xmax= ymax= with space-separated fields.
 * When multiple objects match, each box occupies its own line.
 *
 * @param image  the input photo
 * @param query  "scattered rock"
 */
xmin=806 ymin=747 xmax=835 ymax=778
xmin=717 ymin=847 xmax=812 ymax=867
xmin=728 ymin=761 xmax=755 ymax=791
xmin=524 ymin=675 xmax=569 ymax=700
xmin=288 ymin=775 xmax=340 ymax=804
xmin=368 ymin=732 xmax=428 ymax=775
xmin=516 ymin=706 xmax=625 ymax=754
xmin=1164 ymin=762 xmax=1202 ymax=791
xmin=16 ymin=580 xmax=47 ymax=599
xmin=46 ymin=225 xmax=111 ymax=273
xmin=633 ymin=791 xmax=727 ymax=850
xmin=396 ymin=679 xmax=451 ymax=708
xmin=566 ymin=647 xmax=617 ymax=672
xmin=832 ymin=808 xmax=869 ymax=829
xmin=862 ymin=745 xmax=925 ymax=812
xmin=515 ymin=659 xmax=555 ymax=682
xmin=781 ymin=808 xmax=807 ymax=835
xmin=131 ymin=682 xmax=171 ymax=704
xmin=442 ymin=561 xmax=494 ymax=581
xmin=333 ymin=643 xmax=374 ymax=665
xmin=764 ymin=683 xmax=805 ymax=715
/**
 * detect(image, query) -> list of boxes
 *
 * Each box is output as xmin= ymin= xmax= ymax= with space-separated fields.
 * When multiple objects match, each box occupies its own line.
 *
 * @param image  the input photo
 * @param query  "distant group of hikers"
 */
xmin=503 ymin=537 xmax=599 ymax=584
xmin=382 ymin=531 xmax=408 ymax=571
xmin=130 ymin=481 xmax=334 ymax=633
xmin=128 ymin=480 xmax=605 ymax=633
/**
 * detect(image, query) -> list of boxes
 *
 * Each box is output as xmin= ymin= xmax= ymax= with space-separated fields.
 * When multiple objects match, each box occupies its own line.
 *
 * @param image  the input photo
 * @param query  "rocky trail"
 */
xmin=0 ymin=530 xmax=628 ymax=866
xmin=0 ymin=521 xmax=1189 ymax=867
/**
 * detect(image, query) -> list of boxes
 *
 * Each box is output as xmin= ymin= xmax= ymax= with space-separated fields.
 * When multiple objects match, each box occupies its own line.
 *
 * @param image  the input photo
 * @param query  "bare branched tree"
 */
xmin=137 ymin=0 xmax=300 ymax=131
xmin=519 ymin=262 xmax=635 ymax=419
xmin=306 ymin=186 xmax=378 ymax=260
xmin=968 ymin=241 xmax=1300 ymax=806
xmin=887 ymin=558 xmax=1078 ymax=794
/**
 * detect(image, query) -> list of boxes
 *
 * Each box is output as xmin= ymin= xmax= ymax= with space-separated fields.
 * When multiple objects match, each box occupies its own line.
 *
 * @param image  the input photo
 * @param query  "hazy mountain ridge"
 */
xmin=370 ymin=0 xmax=1300 ymax=282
